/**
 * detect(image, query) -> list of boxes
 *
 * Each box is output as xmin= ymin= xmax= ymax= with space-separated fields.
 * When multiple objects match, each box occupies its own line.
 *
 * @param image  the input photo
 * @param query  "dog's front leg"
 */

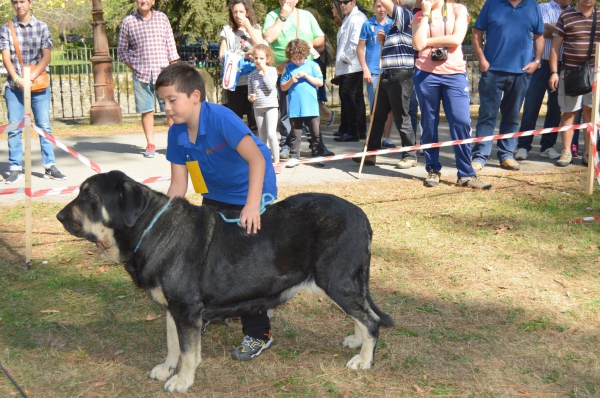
xmin=150 ymin=311 xmax=180 ymax=381
xmin=163 ymin=320 xmax=202 ymax=393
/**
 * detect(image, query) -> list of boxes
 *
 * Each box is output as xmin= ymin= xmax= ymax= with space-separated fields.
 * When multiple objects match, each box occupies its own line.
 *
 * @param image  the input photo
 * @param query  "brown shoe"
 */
xmin=352 ymin=155 xmax=376 ymax=166
xmin=424 ymin=170 xmax=441 ymax=187
xmin=471 ymin=161 xmax=484 ymax=172
xmin=500 ymin=158 xmax=520 ymax=171
xmin=457 ymin=176 xmax=492 ymax=190
xmin=396 ymin=157 xmax=417 ymax=169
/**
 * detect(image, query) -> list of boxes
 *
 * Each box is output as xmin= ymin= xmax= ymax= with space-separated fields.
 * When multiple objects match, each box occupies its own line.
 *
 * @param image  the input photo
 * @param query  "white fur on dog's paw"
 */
xmin=346 ymin=354 xmax=372 ymax=370
xmin=163 ymin=374 xmax=193 ymax=393
xmin=342 ymin=334 xmax=362 ymax=349
xmin=149 ymin=363 xmax=176 ymax=381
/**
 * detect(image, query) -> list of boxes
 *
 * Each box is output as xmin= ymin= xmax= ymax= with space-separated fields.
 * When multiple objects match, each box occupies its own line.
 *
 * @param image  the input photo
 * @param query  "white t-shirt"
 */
xmin=220 ymin=24 xmax=263 ymax=86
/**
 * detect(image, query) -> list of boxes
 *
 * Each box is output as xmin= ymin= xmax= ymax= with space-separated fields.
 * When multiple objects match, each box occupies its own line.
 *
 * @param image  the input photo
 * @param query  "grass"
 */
xmin=1 ymin=169 xmax=600 ymax=397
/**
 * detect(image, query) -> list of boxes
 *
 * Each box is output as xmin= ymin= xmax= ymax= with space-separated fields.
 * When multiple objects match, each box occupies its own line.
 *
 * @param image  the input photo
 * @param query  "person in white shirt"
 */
xmin=333 ymin=0 xmax=368 ymax=142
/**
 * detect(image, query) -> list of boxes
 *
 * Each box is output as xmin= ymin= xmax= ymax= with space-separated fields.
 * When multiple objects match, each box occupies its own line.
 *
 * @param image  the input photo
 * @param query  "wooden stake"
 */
xmin=24 ymin=66 xmax=32 ymax=267
xmin=358 ymin=50 xmax=383 ymax=179
xmin=586 ymin=43 xmax=600 ymax=195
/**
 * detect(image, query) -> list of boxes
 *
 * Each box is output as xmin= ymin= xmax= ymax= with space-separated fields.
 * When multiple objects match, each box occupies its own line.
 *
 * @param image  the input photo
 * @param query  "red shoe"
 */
xmin=144 ymin=144 xmax=156 ymax=158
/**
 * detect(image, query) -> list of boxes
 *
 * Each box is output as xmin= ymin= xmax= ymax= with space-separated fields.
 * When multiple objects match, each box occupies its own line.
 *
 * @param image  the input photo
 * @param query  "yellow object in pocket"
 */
xmin=185 ymin=160 xmax=209 ymax=194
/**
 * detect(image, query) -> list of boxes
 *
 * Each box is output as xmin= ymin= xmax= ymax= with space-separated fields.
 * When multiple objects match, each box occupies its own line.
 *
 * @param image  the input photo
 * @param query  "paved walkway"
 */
xmin=0 ymin=117 xmax=579 ymax=204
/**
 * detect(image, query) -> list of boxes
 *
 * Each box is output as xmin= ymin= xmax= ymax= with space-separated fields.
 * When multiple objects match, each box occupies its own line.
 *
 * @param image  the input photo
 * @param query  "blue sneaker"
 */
xmin=231 ymin=335 xmax=273 ymax=361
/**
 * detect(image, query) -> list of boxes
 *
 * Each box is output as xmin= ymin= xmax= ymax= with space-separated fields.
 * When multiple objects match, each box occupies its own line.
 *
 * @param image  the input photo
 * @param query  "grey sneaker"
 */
xmin=44 ymin=165 xmax=66 ymax=180
xmin=556 ymin=150 xmax=573 ymax=167
xmin=396 ymin=157 xmax=417 ymax=169
xmin=424 ymin=170 xmax=441 ymax=187
xmin=457 ymin=176 xmax=492 ymax=190
xmin=231 ymin=335 xmax=273 ymax=361
xmin=280 ymin=147 xmax=290 ymax=160
xmin=541 ymin=147 xmax=561 ymax=159
xmin=5 ymin=170 xmax=22 ymax=184
xmin=515 ymin=148 xmax=528 ymax=160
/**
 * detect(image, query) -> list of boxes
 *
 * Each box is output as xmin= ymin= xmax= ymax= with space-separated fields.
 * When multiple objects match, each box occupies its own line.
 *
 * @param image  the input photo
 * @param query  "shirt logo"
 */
xmin=207 ymin=141 xmax=227 ymax=154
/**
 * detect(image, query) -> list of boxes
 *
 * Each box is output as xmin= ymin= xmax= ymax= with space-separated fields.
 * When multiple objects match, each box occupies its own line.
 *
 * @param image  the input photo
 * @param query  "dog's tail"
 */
xmin=368 ymin=295 xmax=394 ymax=328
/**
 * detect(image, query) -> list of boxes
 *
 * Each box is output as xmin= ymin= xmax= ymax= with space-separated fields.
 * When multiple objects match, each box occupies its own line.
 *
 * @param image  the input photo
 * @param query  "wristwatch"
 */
xmin=279 ymin=15 xmax=287 ymax=22
xmin=535 ymin=59 xmax=542 ymax=69
xmin=550 ymin=71 xmax=558 ymax=75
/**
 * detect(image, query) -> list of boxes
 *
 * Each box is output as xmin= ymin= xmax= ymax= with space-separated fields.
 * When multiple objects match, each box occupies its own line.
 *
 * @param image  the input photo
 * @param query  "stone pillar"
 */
xmin=90 ymin=0 xmax=122 ymax=124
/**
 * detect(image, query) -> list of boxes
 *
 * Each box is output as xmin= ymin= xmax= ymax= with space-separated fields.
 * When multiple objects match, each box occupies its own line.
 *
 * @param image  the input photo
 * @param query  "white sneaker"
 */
xmin=541 ymin=147 xmax=561 ymax=159
xmin=285 ymin=158 xmax=300 ymax=168
xmin=515 ymin=148 xmax=528 ymax=160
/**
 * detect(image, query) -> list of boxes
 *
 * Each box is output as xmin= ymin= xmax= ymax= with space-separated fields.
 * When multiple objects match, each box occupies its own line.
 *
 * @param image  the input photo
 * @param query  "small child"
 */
xmin=280 ymin=39 xmax=334 ymax=168
xmin=155 ymin=62 xmax=277 ymax=361
xmin=247 ymin=45 xmax=281 ymax=173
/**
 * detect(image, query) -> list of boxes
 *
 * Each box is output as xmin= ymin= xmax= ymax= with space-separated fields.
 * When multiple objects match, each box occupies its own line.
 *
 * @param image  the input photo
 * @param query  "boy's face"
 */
xmin=291 ymin=55 xmax=305 ymax=66
xmin=12 ymin=0 xmax=32 ymax=18
xmin=157 ymin=85 xmax=201 ymax=125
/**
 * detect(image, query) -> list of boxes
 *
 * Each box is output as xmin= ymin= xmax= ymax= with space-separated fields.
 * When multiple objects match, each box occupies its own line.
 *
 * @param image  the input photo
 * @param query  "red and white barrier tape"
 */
xmin=0 ymin=120 xmax=25 ymax=135
xmin=298 ymin=123 xmax=593 ymax=166
xmin=30 ymin=124 xmax=106 ymax=174
xmin=569 ymin=215 xmax=600 ymax=223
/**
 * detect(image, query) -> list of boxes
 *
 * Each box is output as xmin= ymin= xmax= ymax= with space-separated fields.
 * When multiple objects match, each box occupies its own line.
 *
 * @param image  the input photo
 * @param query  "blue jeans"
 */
xmin=414 ymin=70 xmax=474 ymax=178
xmin=472 ymin=70 xmax=531 ymax=165
xmin=517 ymin=60 xmax=560 ymax=152
xmin=409 ymin=89 xmax=419 ymax=141
xmin=5 ymin=86 xmax=55 ymax=171
xmin=367 ymin=74 xmax=380 ymax=110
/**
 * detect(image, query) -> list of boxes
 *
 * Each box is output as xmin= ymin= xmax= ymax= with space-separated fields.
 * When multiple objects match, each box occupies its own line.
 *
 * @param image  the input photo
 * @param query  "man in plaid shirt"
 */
xmin=0 ymin=0 xmax=66 ymax=184
xmin=118 ymin=0 xmax=179 ymax=158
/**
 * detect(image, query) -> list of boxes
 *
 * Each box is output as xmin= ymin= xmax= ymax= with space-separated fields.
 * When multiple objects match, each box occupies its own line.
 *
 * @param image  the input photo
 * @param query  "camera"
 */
xmin=431 ymin=47 xmax=448 ymax=61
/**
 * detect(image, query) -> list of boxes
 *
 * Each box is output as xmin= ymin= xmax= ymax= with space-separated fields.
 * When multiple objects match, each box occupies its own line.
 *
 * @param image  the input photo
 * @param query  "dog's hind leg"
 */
xmin=163 ymin=320 xmax=202 ymax=393
xmin=344 ymin=313 xmax=379 ymax=370
xmin=149 ymin=311 xmax=180 ymax=381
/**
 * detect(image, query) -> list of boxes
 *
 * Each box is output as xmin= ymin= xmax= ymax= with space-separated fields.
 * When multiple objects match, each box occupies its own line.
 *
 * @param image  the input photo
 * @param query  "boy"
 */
xmin=155 ymin=62 xmax=277 ymax=361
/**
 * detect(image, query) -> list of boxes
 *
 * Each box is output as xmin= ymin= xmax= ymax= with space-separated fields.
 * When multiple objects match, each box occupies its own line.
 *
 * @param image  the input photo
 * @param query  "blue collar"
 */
xmin=134 ymin=201 xmax=170 ymax=253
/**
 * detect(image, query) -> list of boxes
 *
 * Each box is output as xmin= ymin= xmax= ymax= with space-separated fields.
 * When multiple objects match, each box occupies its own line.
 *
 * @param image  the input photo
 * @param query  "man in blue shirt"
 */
xmin=471 ymin=0 xmax=544 ymax=171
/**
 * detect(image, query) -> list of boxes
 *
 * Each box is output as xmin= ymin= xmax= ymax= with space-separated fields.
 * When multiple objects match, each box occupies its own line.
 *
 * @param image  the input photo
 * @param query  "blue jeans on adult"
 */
xmin=5 ymin=86 xmax=55 ymax=171
xmin=409 ymin=89 xmax=419 ymax=142
xmin=471 ymin=70 xmax=531 ymax=165
xmin=414 ymin=70 xmax=474 ymax=178
xmin=517 ymin=60 xmax=560 ymax=152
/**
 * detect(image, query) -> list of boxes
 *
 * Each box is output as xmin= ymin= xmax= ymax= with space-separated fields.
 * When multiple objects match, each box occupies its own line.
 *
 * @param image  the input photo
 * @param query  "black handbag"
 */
xmin=563 ymin=7 xmax=596 ymax=96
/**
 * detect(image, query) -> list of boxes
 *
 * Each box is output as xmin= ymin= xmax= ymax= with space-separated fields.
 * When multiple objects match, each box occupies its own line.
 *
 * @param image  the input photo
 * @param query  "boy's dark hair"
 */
xmin=228 ymin=0 xmax=256 ymax=31
xmin=155 ymin=62 xmax=206 ymax=101
xmin=285 ymin=39 xmax=311 ymax=61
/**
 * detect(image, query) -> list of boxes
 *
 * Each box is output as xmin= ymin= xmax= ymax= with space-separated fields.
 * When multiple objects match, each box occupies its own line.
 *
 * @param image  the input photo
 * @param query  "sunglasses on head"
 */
xmin=339 ymin=0 xmax=353 ymax=4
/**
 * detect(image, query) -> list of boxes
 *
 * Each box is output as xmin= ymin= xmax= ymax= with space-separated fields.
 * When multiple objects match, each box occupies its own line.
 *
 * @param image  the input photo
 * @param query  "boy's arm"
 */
xmin=279 ymin=75 xmax=294 ymax=91
xmin=167 ymin=163 xmax=189 ymax=199
xmin=236 ymin=135 xmax=265 ymax=234
xmin=302 ymin=73 xmax=322 ymax=87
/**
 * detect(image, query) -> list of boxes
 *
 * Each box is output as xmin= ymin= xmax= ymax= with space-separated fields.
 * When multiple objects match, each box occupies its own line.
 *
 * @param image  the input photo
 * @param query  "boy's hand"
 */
xmin=248 ymin=93 xmax=256 ymax=102
xmin=297 ymin=71 xmax=306 ymax=78
xmin=240 ymin=204 xmax=261 ymax=234
xmin=292 ymin=74 xmax=299 ymax=83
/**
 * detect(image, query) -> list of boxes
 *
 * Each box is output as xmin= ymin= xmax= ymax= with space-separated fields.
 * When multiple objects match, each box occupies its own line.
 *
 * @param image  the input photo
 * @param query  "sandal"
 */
xmin=326 ymin=110 xmax=336 ymax=127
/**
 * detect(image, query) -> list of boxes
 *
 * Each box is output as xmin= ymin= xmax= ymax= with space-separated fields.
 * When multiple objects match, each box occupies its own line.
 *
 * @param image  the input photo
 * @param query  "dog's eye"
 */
xmin=83 ymin=193 xmax=94 ymax=202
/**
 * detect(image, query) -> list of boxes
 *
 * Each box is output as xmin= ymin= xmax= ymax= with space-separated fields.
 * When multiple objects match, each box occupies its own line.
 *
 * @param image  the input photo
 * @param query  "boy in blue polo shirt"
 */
xmin=155 ymin=62 xmax=277 ymax=361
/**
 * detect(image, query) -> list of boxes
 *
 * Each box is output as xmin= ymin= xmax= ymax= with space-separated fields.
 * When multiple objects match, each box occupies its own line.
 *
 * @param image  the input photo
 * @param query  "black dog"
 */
xmin=57 ymin=171 xmax=393 ymax=393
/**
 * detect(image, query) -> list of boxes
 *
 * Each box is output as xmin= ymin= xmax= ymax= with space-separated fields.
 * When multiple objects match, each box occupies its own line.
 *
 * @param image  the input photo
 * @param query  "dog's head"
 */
xmin=57 ymin=171 xmax=149 ymax=263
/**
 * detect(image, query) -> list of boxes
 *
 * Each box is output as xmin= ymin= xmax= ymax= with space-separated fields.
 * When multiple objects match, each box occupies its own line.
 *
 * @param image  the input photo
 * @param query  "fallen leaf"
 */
xmin=93 ymin=381 xmax=107 ymax=387
xmin=113 ymin=350 xmax=124 ymax=356
xmin=423 ymin=375 xmax=427 ymax=380
xmin=145 ymin=314 xmax=162 ymax=321
xmin=75 ymin=264 xmax=84 ymax=269
xmin=97 ymin=267 xmax=106 ymax=273
xmin=595 ymin=257 xmax=600 ymax=263
xmin=340 ymin=391 xmax=351 ymax=398
xmin=498 ymin=286 xmax=508 ymax=289
xmin=59 ymin=258 xmax=72 ymax=264
xmin=369 ymin=383 xmax=375 ymax=388
xmin=40 ymin=310 xmax=59 ymax=314
xmin=86 ymin=251 xmax=94 ymax=255
xmin=558 ymin=245 xmax=564 ymax=251
xmin=413 ymin=384 xmax=424 ymax=393
xmin=484 ymin=265 xmax=493 ymax=271
xmin=212 ymin=332 xmax=219 ymax=340
xmin=476 ymin=222 xmax=487 ymax=227
xmin=566 ymin=291 xmax=572 ymax=298
xmin=553 ymin=279 xmax=566 ymax=288
xmin=589 ymin=245 xmax=597 ymax=250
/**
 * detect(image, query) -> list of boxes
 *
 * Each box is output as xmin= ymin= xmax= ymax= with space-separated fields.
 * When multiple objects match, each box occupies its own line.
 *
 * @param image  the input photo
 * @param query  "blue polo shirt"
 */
xmin=166 ymin=102 xmax=277 ymax=205
xmin=474 ymin=0 xmax=544 ymax=73
xmin=359 ymin=16 xmax=392 ymax=74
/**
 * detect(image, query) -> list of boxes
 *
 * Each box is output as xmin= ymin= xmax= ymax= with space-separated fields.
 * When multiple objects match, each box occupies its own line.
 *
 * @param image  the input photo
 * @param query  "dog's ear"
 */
xmin=121 ymin=180 xmax=149 ymax=227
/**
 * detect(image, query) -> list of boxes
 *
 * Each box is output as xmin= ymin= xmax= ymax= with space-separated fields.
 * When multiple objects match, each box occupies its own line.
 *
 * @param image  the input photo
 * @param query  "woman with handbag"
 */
xmin=219 ymin=0 xmax=265 ymax=134
xmin=549 ymin=0 xmax=600 ymax=167
xmin=411 ymin=0 xmax=491 ymax=189
xmin=0 ymin=0 xmax=65 ymax=184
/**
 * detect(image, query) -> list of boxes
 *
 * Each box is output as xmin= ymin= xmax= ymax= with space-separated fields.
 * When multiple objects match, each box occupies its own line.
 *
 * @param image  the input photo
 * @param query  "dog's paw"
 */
xmin=342 ymin=334 xmax=362 ymax=349
xmin=163 ymin=374 xmax=194 ymax=393
xmin=346 ymin=354 xmax=373 ymax=370
xmin=149 ymin=363 xmax=176 ymax=381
